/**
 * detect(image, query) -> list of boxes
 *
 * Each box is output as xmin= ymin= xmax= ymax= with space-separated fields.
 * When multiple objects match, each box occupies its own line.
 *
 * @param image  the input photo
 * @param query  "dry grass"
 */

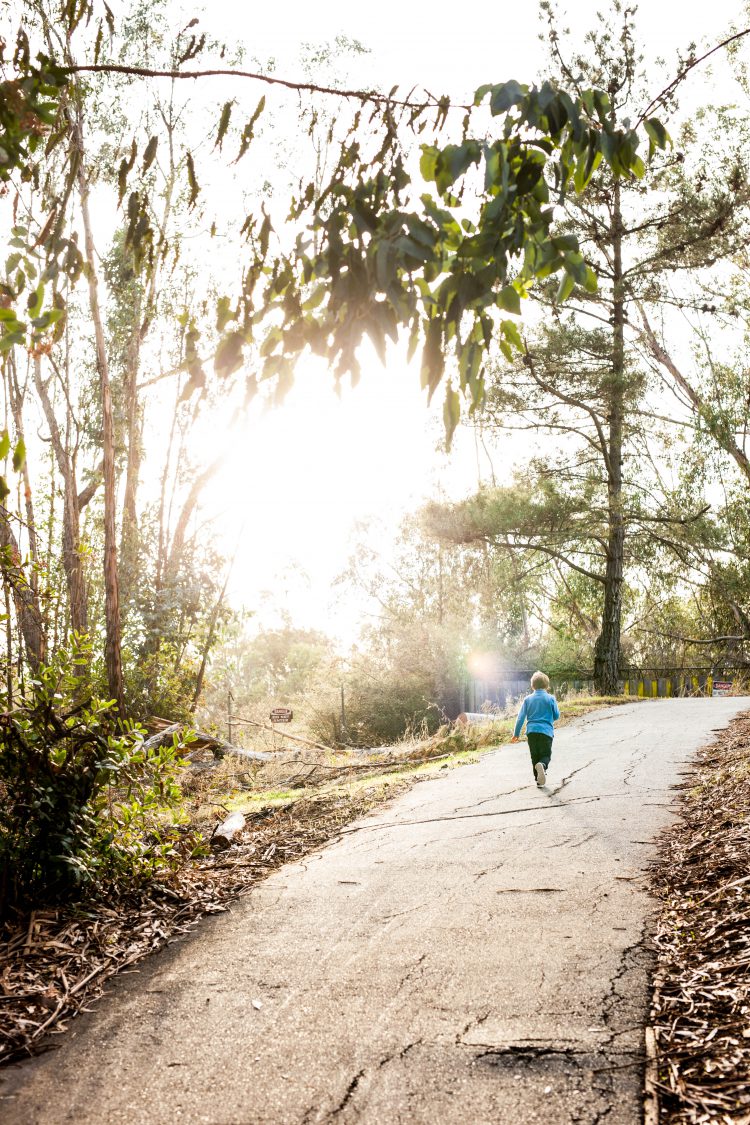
xmin=183 ymin=691 xmax=647 ymax=821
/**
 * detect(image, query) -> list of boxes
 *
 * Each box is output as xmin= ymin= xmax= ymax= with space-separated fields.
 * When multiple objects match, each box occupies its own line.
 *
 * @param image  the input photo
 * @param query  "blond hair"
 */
xmin=530 ymin=670 xmax=550 ymax=690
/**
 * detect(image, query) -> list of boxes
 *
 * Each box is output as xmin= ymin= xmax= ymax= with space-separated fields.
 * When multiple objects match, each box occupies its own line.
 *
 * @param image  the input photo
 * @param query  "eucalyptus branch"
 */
xmin=638 ymin=27 xmax=750 ymax=123
xmin=64 ymin=63 xmax=470 ymax=112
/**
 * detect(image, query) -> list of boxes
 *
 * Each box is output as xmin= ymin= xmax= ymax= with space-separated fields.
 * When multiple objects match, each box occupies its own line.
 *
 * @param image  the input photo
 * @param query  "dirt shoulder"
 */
xmin=649 ymin=711 xmax=750 ymax=1124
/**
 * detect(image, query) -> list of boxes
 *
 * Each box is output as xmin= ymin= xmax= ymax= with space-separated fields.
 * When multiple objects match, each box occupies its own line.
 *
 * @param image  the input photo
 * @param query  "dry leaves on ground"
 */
xmin=650 ymin=713 xmax=750 ymax=1125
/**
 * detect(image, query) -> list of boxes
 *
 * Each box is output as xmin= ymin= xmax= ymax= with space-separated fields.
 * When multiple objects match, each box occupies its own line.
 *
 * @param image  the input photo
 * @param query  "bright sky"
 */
xmin=177 ymin=0 xmax=748 ymax=641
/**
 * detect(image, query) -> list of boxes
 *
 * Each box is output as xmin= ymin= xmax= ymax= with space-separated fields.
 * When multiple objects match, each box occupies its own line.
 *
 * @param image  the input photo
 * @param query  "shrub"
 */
xmin=0 ymin=639 xmax=193 ymax=918
xmin=308 ymin=663 xmax=444 ymax=748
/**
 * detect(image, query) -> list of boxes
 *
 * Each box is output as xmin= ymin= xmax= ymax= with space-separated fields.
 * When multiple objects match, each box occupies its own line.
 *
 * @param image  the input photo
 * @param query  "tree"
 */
xmin=5 ymin=0 xmax=724 ymax=715
xmin=422 ymin=5 xmax=750 ymax=692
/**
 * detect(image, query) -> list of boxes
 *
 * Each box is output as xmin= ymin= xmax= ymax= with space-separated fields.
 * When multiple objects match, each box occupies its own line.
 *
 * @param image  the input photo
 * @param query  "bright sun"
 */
xmin=201 ymin=346 xmax=454 ymax=640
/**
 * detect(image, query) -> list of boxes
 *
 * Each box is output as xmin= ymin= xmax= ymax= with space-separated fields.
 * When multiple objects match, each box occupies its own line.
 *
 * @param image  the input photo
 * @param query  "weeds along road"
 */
xmin=3 ymin=697 xmax=747 ymax=1125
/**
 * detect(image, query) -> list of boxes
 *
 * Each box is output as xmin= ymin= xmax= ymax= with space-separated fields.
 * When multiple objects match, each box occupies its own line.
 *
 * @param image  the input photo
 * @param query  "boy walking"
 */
xmin=510 ymin=671 xmax=560 ymax=786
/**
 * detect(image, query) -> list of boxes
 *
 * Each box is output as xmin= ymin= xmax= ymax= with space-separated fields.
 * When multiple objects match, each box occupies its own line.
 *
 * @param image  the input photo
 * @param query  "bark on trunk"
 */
xmin=120 ymin=290 xmax=143 ymax=571
xmin=593 ymin=177 xmax=625 ymax=696
xmin=0 ymin=507 xmax=46 ymax=671
xmin=33 ymin=358 xmax=90 ymax=637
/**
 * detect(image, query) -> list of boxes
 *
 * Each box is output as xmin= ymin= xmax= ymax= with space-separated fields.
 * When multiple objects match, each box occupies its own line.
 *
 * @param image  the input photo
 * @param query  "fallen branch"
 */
xmin=230 ymin=716 xmax=334 ymax=754
xmin=143 ymin=721 xmax=272 ymax=762
xmin=210 ymin=812 xmax=246 ymax=851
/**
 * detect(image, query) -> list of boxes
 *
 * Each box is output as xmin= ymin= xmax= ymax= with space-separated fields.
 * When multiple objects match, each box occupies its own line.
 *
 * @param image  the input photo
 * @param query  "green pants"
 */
xmin=527 ymin=732 xmax=553 ymax=776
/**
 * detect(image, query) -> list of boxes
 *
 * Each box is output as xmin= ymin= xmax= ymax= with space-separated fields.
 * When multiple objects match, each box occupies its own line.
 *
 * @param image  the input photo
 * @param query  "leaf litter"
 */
xmin=650 ymin=712 xmax=750 ymax=1124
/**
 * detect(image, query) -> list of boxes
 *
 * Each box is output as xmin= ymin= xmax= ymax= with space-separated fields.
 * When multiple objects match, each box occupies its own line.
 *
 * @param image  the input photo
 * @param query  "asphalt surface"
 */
xmin=3 ymin=697 xmax=747 ymax=1125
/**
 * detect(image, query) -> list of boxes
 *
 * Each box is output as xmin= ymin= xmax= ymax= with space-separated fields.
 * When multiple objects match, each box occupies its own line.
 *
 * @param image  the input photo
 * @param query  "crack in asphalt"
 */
xmin=453 ymin=785 xmax=530 ymax=812
xmin=621 ymin=737 xmax=649 ymax=787
xmin=600 ymin=926 xmax=650 ymax=1039
xmin=323 ymin=1040 xmax=423 ymax=1121
xmin=338 ymin=793 xmax=625 ymax=836
xmin=451 ymin=819 xmax=544 ymax=843
xmin=379 ymin=903 xmax=428 ymax=924
xmin=547 ymin=760 xmax=595 ymax=796
xmin=394 ymin=953 xmax=427 ymax=996
xmin=455 ymin=1008 xmax=492 ymax=1045
xmin=495 ymin=887 xmax=564 ymax=894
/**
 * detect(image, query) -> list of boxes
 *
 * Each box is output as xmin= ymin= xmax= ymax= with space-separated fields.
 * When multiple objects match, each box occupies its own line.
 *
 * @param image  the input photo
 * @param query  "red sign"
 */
xmin=270 ymin=708 xmax=293 ymax=723
xmin=712 ymin=681 xmax=733 ymax=697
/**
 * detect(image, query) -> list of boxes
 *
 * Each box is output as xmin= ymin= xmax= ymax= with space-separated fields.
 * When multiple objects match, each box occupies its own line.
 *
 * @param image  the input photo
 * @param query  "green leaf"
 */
xmin=563 ymin=251 xmax=588 ymax=285
xmin=0 ymin=431 xmax=9 ymax=459
xmin=118 ymin=139 xmax=137 ymax=207
xmin=215 ymin=295 xmax=237 ymax=332
xmin=186 ymin=151 xmax=200 ymax=208
xmin=215 ymin=101 xmax=233 ymax=151
xmin=443 ymin=385 xmax=461 ymax=445
xmin=142 ymin=135 xmax=158 ymax=173
xmin=488 ymin=80 xmax=525 ymax=115
xmin=32 ymin=308 xmax=64 ymax=330
xmin=0 ymin=477 xmax=8 ymax=503
xmin=555 ymin=271 xmax=575 ymax=303
xmin=302 ymin=285 xmax=326 ymax=311
xmin=0 ymin=331 xmax=24 ymax=354
xmin=27 ymin=282 xmax=44 ymax=319
xmin=496 ymin=285 xmax=521 ymax=315
xmin=433 ymin=141 xmax=480 ymax=193
xmin=500 ymin=319 xmax=523 ymax=350
xmin=236 ymin=96 xmax=265 ymax=163
xmin=629 ymin=155 xmax=646 ymax=179
xmin=214 ymin=331 xmax=245 ymax=378
xmin=12 ymin=438 xmax=25 ymax=472
xmin=419 ymin=145 xmax=438 ymax=182
xmin=420 ymin=319 xmax=444 ymax=402
xmin=643 ymin=118 xmax=670 ymax=151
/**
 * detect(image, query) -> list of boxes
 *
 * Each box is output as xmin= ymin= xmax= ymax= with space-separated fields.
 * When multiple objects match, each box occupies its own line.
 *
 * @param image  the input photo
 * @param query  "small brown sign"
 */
xmin=270 ymin=707 xmax=293 ymax=723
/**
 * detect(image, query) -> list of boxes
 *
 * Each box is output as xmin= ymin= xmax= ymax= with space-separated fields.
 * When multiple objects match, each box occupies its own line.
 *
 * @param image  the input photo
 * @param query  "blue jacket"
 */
xmin=514 ymin=689 xmax=560 ymax=739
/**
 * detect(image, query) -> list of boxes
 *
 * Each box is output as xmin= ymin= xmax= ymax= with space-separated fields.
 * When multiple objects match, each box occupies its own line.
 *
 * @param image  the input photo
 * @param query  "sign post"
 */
xmin=269 ymin=707 xmax=293 ymax=752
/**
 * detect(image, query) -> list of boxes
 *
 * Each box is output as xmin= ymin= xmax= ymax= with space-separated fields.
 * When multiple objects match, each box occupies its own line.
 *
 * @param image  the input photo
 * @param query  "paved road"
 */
xmin=3 ymin=698 xmax=747 ymax=1125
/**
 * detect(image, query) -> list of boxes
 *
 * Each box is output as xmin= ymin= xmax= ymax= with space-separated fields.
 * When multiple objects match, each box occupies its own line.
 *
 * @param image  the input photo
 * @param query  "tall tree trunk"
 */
xmin=75 ymin=136 xmax=125 ymax=714
xmin=120 ymin=289 xmax=143 ymax=573
xmin=33 ymin=358 xmax=90 ymax=636
xmin=7 ymin=355 xmax=40 ymax=592
xmin=0 ymin=507 xmax=46 ymax=672
xmin=593 ymin=177 xmax=625 ymax=695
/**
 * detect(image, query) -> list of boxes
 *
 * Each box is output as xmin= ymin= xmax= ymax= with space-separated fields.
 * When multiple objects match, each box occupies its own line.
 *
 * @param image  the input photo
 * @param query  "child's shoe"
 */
xmin=534 ymin=762 xmax=546 ymax=787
